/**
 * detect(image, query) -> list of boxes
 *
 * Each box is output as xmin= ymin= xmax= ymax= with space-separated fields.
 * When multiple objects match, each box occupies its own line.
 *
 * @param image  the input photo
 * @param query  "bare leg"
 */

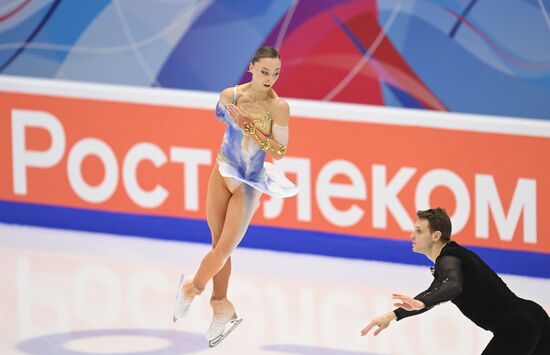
xmin=192 ymin=181 xmax=261 ymax=291
xmin=205 ymin=166 xmax=232 ymax=300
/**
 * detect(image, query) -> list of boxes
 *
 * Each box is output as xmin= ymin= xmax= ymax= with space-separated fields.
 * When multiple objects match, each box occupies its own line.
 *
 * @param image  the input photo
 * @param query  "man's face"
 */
xmin=410 ymin=219 xmax=435 ymax=254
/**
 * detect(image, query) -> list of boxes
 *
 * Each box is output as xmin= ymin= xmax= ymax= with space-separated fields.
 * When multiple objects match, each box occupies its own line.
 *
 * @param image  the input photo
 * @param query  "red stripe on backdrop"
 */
xmin=0 ymin=0 xmax=31 ymax=22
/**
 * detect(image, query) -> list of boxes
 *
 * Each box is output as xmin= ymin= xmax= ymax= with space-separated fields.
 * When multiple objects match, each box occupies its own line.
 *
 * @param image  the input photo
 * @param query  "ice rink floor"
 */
xmin=1 ymin=223 xmax=549 ymax=355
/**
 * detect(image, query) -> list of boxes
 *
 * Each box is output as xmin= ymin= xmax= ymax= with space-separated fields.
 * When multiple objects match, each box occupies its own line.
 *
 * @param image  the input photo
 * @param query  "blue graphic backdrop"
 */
xmin=1 ymin=0 xmax=549 ymax=119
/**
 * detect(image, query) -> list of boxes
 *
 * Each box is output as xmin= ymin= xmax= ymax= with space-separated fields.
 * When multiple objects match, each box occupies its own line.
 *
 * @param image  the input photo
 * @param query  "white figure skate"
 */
xmin=206 ymin=298 xmax=243 ymax=347
xmin=172 ymin=274 xmax=201 ymax=322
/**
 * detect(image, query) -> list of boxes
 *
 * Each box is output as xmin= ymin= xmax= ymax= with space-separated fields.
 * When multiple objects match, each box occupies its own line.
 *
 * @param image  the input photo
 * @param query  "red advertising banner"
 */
xmin=1 ymin=77 xmax=549 ymax=254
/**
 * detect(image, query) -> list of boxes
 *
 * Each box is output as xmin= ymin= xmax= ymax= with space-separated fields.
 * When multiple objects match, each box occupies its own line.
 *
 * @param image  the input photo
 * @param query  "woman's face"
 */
xmin=249 ymin=57 xmax=281 ymax=90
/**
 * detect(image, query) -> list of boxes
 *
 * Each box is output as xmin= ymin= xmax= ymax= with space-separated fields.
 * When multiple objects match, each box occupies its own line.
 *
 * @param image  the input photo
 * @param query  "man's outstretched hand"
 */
xmin=392 ymin=294 xmax=426 ymax=311
xmin=360 ymin=311 xmax=397 ymax=336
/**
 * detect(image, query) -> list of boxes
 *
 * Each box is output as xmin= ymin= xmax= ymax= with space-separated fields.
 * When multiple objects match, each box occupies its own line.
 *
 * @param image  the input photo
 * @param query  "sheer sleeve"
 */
xmin=215 ymin=101 xmax=231 ymax=125
xmin=394 ymin=255 xmax=463 ymax=321
xmin=420 ymin=255 xmax=463 ymax=307
xmin=215 ymin=86 xmax=238 ymax=125
xmin=394 ymin=278 xmax=438 ymax=320
xmin=271 ymin=123 xmax=288 ymax=145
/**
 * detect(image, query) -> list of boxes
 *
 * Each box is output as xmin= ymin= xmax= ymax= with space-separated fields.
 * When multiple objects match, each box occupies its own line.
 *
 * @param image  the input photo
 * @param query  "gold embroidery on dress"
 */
xmin=234 ymin=82 xmax=274 ymax=153
xmin=252 ymin=108 xmax=273 ymax=134
xmin=242 ymin=105 xmax=273 ymax=152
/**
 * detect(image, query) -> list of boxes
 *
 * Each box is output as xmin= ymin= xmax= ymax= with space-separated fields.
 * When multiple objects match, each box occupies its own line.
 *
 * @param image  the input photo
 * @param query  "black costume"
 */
xmin=394 ymin=241 xmax=550 ymax=355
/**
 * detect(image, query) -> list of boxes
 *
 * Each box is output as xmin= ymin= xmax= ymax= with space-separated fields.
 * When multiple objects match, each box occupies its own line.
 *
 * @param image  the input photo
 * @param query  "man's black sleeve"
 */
xmin=394 ymin=255 xmax=463 ymax=321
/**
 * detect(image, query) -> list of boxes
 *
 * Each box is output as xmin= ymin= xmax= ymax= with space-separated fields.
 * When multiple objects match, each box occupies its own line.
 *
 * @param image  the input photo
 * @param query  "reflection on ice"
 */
xmin=1 ymin=223 xmax=548 ymax=354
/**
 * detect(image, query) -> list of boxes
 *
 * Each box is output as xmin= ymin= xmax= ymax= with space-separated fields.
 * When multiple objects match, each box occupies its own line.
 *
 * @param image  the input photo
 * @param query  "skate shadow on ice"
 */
xmin=263 ymin=344 xmax=385 ymax=355
xmin=17 ymin=328 xmax=207 ymax=355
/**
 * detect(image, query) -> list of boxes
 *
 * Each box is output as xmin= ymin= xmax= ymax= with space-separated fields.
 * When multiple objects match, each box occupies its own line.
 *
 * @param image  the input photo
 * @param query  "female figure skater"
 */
xmin=173 ymin=47 xmax=298 ymax=347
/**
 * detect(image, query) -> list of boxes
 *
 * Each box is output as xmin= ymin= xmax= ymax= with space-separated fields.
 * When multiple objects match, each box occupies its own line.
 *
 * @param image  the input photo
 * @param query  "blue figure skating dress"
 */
xmin=214 ymin=87 xmax=298 ymax=198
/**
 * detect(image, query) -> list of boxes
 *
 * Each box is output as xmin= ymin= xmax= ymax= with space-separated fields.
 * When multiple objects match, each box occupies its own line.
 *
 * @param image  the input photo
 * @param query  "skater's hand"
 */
xmin=226 ymin=103 xmax=244 ymax=123
xmin=361 ymin=311 xmax=396 ymax=336
xmin=392 ymin=293 xmax=425 ymax=311
xmin=226 ymin=103 xmax=253 ymax=131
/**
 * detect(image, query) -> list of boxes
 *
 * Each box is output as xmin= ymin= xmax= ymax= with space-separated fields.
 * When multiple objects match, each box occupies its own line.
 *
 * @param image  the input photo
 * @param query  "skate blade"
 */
xmin=208 ymin=318 xmax=243 ymax=348
xmin=172 ymin=274 xmax=185 ymax=322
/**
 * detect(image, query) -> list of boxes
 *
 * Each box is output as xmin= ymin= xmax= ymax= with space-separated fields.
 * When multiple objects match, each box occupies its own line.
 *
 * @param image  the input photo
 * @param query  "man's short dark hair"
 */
xmin=416 ymin=208 xmax=452 ymax=242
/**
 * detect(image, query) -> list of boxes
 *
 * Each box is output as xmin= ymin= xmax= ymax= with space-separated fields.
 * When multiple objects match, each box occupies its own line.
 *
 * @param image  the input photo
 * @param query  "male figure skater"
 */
xmin=361 ymin=208 xmax=550 ymax=354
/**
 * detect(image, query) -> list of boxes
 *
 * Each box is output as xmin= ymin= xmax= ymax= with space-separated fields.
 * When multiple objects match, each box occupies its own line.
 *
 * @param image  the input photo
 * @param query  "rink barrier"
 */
xmin=1 ymin=200 xmax=549 ymax=278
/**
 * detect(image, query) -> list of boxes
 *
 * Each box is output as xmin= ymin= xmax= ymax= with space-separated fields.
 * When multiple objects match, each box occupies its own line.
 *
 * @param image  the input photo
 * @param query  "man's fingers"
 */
xmin=374 ymin=324 xmax=386 ymax=336
xmin=396 ymin=299 xmax=411 ymax=304
xmin=393 ymin=295 xmax=414 ymax=304
xmin=360 ymin=322 xmax=375 ymax=336
xmin=392 ymin=294 xmax=408 ymax=300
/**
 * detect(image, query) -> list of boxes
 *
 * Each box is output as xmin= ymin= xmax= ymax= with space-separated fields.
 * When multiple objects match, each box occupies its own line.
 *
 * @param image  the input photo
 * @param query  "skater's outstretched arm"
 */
xmin=362 ymin=255 xmax=464 ymax=336
xmin=390 ymin=276 xmax=438 ymax=320
xmin=394 ymin=255 xmax=463 ymax=320
xmin=361 ymin=287 xmax=433 ymax=336
xmin=361 ymin=284 xmax=434 ymax=337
